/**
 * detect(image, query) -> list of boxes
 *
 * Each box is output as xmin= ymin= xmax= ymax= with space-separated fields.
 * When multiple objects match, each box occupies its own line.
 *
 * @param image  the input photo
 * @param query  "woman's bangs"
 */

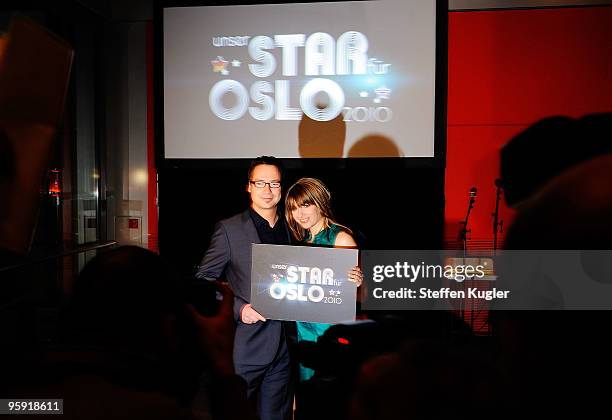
xmin=287 ymin=185 xmax=314 ymax=209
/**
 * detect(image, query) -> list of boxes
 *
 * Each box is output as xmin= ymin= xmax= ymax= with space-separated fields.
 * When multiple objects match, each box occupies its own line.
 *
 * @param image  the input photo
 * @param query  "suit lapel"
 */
xmin=241 ymin=209 xmax=261 ymax=244
xmin=242 ymin=208 xmax=291 ymax=244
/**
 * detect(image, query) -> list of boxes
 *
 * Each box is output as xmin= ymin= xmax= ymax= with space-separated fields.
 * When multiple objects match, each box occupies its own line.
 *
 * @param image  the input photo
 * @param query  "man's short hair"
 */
xmin=247 ymin=156 xmax=284 ymax=182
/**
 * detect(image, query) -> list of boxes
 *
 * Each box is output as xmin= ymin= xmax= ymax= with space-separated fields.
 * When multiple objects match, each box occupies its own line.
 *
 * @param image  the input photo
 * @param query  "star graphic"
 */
xmin=211 ymin=56 xmax=229 ymax=75
xmin=374 ymin=86 xmax=392 ymax=102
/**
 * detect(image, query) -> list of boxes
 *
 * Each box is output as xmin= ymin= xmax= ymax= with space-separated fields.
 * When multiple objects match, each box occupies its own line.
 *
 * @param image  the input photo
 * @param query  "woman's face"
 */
xmin=291 ymin=202 xmax=323 ymax=232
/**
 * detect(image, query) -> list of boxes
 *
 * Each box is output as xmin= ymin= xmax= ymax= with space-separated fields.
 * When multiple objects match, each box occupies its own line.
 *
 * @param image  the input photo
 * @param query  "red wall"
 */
xmin=445 ymin=6 xmax=612 ymax=246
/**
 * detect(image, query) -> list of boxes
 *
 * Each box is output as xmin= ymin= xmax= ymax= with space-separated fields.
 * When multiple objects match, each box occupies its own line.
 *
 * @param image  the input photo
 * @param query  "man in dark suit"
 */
xmin=196 ymin=156 xmax=293 ymax=420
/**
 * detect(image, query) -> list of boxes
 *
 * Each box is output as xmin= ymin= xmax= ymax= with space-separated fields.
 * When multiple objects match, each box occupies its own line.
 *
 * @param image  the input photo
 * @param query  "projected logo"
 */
xmin=266 ymin=264 xmax=344 ymax=304
xmin=208 ymin=32 xmax=392 ymax=123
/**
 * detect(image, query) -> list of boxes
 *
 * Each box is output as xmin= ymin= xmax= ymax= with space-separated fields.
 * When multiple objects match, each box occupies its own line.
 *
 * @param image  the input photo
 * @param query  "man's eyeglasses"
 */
xmin=249 ymin=180 xmax=281 ymax=189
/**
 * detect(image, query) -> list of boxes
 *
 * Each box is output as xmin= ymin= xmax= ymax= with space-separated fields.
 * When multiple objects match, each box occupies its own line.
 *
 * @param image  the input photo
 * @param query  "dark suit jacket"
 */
xmin=196 ymin=209 xmax=290 ymax=366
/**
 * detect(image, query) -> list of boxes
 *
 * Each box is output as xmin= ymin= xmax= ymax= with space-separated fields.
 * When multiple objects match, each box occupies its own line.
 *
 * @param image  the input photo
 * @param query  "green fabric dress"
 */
xmin=297 ymin=223 xmax=341 ymax=381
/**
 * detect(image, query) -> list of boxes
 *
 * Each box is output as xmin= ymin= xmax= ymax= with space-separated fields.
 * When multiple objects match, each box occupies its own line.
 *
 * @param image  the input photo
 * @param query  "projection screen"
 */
xmin=163 ymin=0 xmax=439 ymax=159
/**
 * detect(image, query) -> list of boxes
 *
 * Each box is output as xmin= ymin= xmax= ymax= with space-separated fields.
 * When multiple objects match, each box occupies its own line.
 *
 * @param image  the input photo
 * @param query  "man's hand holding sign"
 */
xmin=241 ymin=303 xmax=266 ymax=324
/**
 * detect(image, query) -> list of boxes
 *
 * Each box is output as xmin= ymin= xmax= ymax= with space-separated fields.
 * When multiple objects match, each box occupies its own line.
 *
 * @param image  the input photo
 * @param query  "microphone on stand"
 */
xmin=469 ymin=187 xmax=477 ymax=207
xmin=458 ymin=187 xmax=478 ymax=322
xmin=460 ymin=186 xmax=478 ymax=247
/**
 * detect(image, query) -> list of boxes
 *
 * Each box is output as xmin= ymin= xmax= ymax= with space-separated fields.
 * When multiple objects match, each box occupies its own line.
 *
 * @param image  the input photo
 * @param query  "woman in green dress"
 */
xmin=284 ymin=177 xmax=363 ymax=381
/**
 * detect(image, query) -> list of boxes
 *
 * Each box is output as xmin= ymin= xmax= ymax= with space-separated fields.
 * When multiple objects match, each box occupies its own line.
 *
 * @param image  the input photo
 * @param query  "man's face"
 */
xmin=247 ymin=164 xmax=282 ymax=213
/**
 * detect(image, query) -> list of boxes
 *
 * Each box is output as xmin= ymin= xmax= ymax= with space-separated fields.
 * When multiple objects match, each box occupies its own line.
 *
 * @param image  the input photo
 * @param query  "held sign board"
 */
xmin=251 ymin=244 xmax=358 ymax=324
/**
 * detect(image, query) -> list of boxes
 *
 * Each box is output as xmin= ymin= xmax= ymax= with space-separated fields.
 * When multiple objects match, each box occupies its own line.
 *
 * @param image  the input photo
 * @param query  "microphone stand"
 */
xmin=457 ymin=188 xmax=476 ymax=321
xmin=459 ymin=189 xmax=476 ymax=254
xmin=492 ymin=180 xmax=504 ymax=254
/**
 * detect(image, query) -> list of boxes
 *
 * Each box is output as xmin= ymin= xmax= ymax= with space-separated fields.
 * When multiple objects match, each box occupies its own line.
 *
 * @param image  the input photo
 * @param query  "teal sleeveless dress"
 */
xmin=297 ymin=223 xmax=341 ymax=381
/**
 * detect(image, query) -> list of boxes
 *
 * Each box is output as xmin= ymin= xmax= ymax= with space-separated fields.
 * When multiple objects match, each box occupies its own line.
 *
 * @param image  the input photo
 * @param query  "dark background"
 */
xmin=159 ymin=161 xmax=446 ymax=275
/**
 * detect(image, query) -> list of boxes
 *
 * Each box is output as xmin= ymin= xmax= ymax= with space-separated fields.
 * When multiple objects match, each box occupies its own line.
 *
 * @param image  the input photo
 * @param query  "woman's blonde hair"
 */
xmin=285 ymin=177 xmax=350 ymax=242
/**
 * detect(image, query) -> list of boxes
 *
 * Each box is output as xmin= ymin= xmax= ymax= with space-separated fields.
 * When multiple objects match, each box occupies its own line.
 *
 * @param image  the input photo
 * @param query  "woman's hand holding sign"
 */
xmin=348 ymin=266 xmax=363 ymax=287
